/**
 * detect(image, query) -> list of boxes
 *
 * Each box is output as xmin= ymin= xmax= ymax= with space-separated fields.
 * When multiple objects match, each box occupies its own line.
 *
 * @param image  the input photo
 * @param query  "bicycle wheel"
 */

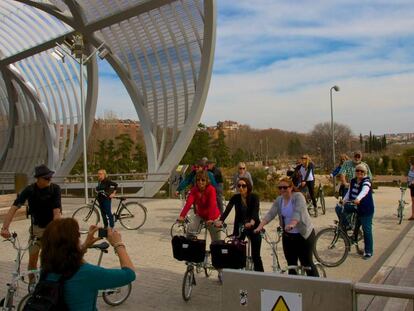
xmin=314 ymin=227 xmax=349 ymax=267
xmin=102 ymin=283 xmax=132 ymax=306
xmin=72 ymin=205 xmax=100 ymax=233
xmin=398 ymin=203 xmax=403 ymax=224
xmin=319 ymin=189 xmax=326 ymax=215
xmin=119 ymin=202 xmax=147 ymax=230
xmin=17 ymin=293 xmax=31 ymax=311
xmin=182 ymin=267 xmax=195 ymax=301
xmin=315 ymin=262 xmax=327 ymax=278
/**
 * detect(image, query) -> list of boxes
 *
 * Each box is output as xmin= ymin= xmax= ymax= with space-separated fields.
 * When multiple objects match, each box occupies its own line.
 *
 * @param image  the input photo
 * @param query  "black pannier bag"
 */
xmin=171 ymin=235 xmax=206 ymax=263
xmin=210 ymin=239 xmax=246 ymax=269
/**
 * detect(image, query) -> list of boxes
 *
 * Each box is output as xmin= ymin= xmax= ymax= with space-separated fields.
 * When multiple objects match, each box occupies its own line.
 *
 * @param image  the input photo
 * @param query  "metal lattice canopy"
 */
xmin=0 ymin=0 xmax=216 ymax=196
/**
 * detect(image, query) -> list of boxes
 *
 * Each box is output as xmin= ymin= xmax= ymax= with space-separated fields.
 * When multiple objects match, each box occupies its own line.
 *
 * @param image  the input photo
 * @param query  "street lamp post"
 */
xmin=330 ymin=85 xmax=340 ymax=192
xmin=54 ymin=34 xmax=107 ymax=203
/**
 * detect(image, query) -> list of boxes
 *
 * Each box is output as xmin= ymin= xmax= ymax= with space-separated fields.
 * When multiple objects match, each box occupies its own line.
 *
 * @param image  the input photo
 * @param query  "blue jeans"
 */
xmin=335 ymin=203 xmax=357 ymax=229
xmin=356 ymin=214 xmax=374 ymax=255
xmin=99 ymin=199 xmax=114 ymax=228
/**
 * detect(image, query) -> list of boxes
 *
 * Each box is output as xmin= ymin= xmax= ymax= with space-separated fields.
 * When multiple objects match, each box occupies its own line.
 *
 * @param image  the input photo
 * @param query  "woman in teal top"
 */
xmin=40 ymin=218 xmax=136 ymax=310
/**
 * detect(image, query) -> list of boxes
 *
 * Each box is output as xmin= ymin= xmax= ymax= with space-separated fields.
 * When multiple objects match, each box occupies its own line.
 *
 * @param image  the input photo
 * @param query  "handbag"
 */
xmin=210 ymin=239 xmax=246 ymax=269
xmin=171 ymin=235 xmax=206 ymax=263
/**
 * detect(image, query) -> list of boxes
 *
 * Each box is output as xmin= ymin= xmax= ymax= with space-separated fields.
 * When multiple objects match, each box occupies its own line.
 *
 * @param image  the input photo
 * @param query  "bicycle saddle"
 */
xmin=89 ymin=242 xmax=110 ymax=250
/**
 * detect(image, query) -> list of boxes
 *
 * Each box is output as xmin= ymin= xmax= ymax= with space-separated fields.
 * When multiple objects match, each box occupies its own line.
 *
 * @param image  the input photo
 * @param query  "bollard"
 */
xmin=15 ymin=173 xmax=28 ymax=193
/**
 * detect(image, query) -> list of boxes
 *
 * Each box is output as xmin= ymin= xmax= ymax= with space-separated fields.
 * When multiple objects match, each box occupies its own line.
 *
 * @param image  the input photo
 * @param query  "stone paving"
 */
xmin=0 ymin=187 xmax=413 ymax=310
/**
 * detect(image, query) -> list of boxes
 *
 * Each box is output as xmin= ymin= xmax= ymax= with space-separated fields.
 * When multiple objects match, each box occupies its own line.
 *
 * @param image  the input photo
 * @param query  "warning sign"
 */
xmin=261 ymin=289 xmax=302 ymax=311
xmin=272 ymin=296 xmax=289 ymax=311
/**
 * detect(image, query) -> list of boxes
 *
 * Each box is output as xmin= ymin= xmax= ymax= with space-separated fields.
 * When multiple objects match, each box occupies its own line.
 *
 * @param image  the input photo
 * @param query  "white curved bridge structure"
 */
xmin=0 ymin=0 xmax=216 ymax=196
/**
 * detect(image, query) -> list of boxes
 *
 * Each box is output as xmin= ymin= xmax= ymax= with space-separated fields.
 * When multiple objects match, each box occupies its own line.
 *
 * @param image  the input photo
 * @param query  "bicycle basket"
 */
xmin=171 ymin=236 xmax=206 ymax=263
xmin=210 ymin=239 xmax=246 ymax=269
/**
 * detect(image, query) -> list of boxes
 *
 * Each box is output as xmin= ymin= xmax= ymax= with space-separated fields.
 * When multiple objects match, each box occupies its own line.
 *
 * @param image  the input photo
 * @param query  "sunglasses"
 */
xmin=41 ymin=177 xmax=52 ymax=181
xmin=237 ymin=184 xmax=247 ymax=189
xmin=354 ymin=155 xmax=361 ymax=158
xmin=239 ymin=167 xmax=246 ymax=170
xmin=278 ymin=186 xmax=290 ymax=190
xmin=355 ymin=169 xmax=365 ymax=173
xmin=301 ymin=157 xmax=307 ymax=160
xmin=196 ymin=178 xmax=206 ymax=182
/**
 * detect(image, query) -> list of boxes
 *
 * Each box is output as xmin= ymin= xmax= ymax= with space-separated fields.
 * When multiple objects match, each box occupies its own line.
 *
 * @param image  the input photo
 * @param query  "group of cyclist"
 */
xmin=176 ymin=158 xmax=323 ymax=276
xmin=1 ymin=164 xmax=134 ymax=310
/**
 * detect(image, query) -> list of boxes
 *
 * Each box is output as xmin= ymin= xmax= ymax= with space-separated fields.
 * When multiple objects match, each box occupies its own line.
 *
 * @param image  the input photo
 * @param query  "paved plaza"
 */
xmin=0 ymin=186 xmax=413 ymax=310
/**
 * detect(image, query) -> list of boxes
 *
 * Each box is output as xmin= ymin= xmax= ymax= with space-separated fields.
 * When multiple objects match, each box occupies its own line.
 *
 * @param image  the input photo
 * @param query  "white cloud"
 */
xmin=202 ymin=1 xmax=414 ymax=134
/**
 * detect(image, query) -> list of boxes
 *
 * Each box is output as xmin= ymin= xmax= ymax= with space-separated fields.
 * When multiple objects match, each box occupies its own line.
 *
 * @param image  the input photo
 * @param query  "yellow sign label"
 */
xmin=271 ymin=296 xmax=290 ymax=311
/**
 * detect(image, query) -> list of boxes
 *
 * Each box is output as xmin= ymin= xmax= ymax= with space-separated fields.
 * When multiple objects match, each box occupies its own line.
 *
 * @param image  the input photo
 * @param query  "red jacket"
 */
xmin=180 ymin=184 xmax=220 ymax=221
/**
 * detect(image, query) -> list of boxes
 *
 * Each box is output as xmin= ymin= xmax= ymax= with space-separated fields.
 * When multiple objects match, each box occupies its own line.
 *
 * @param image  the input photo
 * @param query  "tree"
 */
xmin=181 ymin=123 xmax=211 ymax=164
xmin=308 ymin=122 xmax=353 ymax=170
xmin=287 ymin=138 xmax=303 ymax=156
xmin=211 ymin=127 xmax=231 ymax=167
xmin=133 ymin=143 xmax=147 ymax=172
xmin=231 ymin=148 xmax=248 ymax=165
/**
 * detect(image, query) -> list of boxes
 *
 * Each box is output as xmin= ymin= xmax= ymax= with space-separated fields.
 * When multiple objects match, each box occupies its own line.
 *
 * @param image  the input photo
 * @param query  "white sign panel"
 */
xmin=261 ymin=289 xmax=302 ymax=311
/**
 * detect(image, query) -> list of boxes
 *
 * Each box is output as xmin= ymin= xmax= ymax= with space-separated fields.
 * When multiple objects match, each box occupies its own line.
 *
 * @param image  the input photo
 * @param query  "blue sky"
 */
xmin=97 ymin=1 xmax=414 ymax=135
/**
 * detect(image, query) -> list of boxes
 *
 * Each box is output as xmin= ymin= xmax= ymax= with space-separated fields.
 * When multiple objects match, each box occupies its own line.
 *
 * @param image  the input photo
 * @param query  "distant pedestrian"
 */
xmin=407 ymin=158 xmax=414 ymax=220
xmin=233 ymin=162 xmax=253 ymax=191
xmin=207 ymin=159 xmax=224 ymax=214
xmin=96 ymin=169 xmax=118 ymax=229
xmin=339 ymin=150 xmax=372 ymax=195
xmin=331 ymin=154 xmax=350 ymax=198
xmin=299 ymin=155 xmax=317 ymax=209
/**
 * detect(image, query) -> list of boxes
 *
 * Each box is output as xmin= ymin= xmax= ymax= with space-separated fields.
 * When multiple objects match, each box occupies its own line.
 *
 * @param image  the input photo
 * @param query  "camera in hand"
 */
xmin=98 ymin=228 xmax=108 ymax=238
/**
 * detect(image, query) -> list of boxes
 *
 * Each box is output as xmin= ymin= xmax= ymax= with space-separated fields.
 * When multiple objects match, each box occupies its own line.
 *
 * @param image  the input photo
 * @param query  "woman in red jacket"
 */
xmin=178 ymin=170 xmax=221 ymax=241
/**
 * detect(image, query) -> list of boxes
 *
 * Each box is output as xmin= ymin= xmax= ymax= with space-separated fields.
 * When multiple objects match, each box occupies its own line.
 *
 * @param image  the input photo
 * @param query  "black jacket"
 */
xmin=220 ymin=193 xmax=260 ymax=236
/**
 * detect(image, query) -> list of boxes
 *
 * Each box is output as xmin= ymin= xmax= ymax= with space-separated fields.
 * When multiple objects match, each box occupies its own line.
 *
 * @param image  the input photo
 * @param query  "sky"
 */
xmin=97 ymin=1 xmax=414 ymax=136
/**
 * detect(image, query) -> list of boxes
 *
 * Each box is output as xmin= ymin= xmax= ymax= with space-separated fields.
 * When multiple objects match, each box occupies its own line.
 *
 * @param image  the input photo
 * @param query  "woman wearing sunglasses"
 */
xmin=178 ymin=170 xmax=221 ymax=241
xmin=232 ymin=162 xmax=253 ymax=192
xmin=342 ymin=164 xmax=375 ymax=259
xmin=216 ymin=177 xmax=264 ymax=272
xmin=254 ymin=177 xmax=318 ymax=276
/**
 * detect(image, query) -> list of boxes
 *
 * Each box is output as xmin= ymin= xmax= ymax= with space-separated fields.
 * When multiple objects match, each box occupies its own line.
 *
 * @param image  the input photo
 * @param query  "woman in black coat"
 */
xmin=216 ymin=177 xmax=264 ymax=271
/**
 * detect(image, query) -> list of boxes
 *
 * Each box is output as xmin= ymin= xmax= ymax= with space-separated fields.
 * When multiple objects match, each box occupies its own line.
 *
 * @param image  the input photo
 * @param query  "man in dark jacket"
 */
xmin=207 ymin=159 xmax=224 ymax=214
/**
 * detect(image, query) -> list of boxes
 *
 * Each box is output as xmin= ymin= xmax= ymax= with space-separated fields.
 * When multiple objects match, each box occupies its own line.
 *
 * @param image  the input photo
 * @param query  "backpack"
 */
xmin=22 ymin=272 xmax=69 ymax=311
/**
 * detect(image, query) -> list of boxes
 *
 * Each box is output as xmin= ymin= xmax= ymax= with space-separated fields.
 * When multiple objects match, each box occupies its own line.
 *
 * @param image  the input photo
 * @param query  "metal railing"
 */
xmin=354 ymin=283 xmax=414 ymax=310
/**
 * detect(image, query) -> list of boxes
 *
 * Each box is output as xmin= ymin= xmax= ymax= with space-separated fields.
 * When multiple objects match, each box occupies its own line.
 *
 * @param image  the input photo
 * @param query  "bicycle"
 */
xmin=0 ymin=233 xmax=40 ymax=311
xmin=261 ymin=227 xmax=326 ymax=277
xmin=18 ymin=241 xmax=132 ymax=308
xmin=72 ymin=190 xmax=147 ymax=233
xmin=313 ymin=202 xmax=364 ymax=267
xmin=171 ymin=218 xmax=224 ymax=302
xmin=397 ymin=185 xmax=408 ymax=224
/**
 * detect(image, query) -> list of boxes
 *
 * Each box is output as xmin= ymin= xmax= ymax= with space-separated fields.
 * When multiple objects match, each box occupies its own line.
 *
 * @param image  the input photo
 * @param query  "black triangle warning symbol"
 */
xmin=271 ymin=295 xmax=290 ymax=311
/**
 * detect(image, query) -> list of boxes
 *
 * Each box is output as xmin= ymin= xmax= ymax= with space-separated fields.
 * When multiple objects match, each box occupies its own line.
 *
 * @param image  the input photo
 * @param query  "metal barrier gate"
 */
xmin=221 ymin=270 xmax=414 ymax=311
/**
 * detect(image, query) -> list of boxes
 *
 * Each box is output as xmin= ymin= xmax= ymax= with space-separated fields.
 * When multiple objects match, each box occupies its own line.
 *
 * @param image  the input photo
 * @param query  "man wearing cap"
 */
xmin=1 ymin=164 xmax=62 ymax=276
xmin=207 ymin=159 xmax=224 ymax=214
xmin=338 ymin=150 xmax=372 ymax=196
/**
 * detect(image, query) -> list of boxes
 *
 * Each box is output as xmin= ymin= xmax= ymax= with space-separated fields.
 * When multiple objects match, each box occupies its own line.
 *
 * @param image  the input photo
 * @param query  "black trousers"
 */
xmin=240 ymin=229 xmax=264 ymax=272
xmin=306 ymin=180 xmax=317 ymax=208
xmin=282 ymin=229 xmax=319 ymax=277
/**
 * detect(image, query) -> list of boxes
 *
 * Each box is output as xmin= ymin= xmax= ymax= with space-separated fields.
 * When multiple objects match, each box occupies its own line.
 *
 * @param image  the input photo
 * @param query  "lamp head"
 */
xmin=332 ymin=85 xmax=340 ymax=92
